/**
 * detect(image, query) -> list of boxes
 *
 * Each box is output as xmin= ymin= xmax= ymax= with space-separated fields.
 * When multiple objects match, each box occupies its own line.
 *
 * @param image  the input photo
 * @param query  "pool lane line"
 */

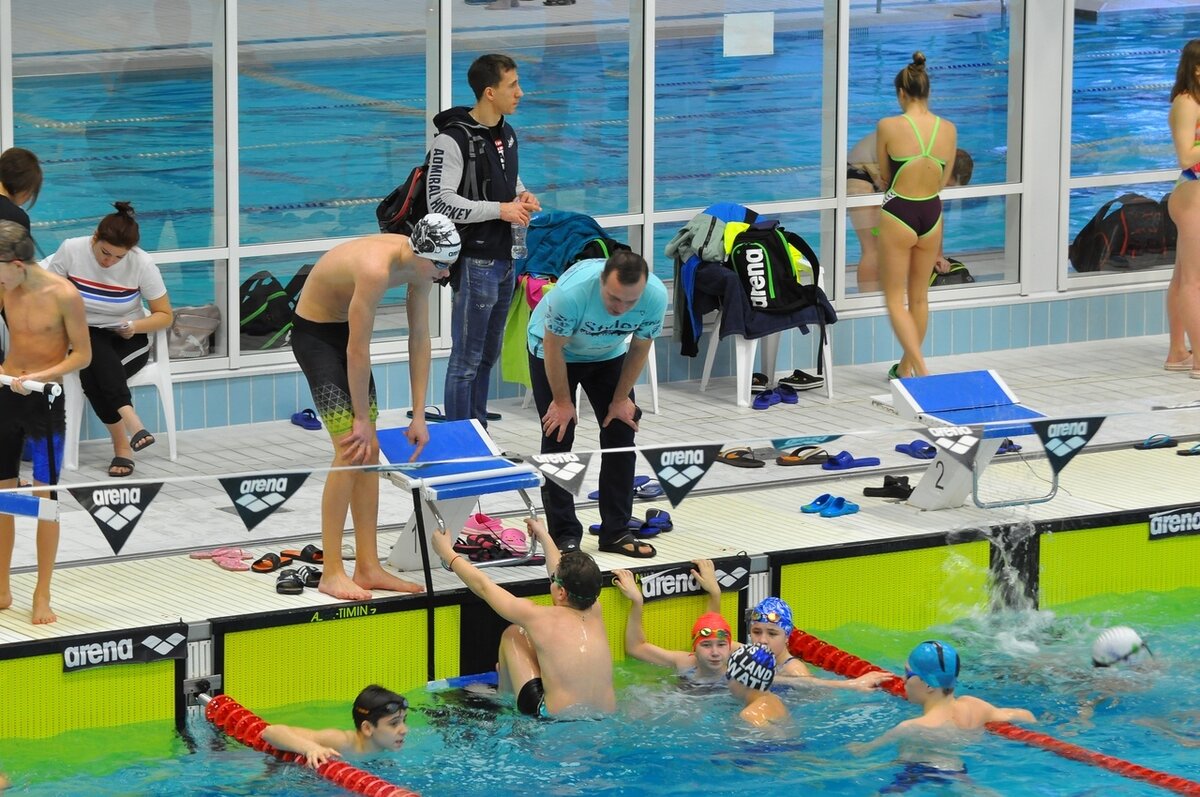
xmin=787 ymin=630 xmax=1200 ymax=796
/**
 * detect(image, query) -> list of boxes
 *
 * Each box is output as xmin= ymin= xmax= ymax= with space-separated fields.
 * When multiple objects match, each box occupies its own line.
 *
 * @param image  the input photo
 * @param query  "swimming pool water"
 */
xmin=4 ymin=587 xmax=1197 ymax=795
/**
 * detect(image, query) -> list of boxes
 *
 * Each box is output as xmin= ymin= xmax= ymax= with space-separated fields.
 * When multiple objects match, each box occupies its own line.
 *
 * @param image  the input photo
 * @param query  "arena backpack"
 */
xmin=727 ymin=220 xmax=820 ymax=314
xmin=929 ymin=257 xmax=975 ymax=286
xmin=1068 ymin=192 xmax=1177 ymax=272
xmin=376 ymin=121 xmax=484 ymax=237
xmin=239 ymin=271 xmax=293 ymax=350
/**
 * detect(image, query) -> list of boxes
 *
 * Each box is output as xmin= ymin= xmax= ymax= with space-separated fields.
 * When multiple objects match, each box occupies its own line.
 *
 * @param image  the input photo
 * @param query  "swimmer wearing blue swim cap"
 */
xmin=850 ymin=640 xmax=1035 ymax=756
xmin=905 ymin=640 xmax=960 ymax=690
xmin=726 ymin=644 xmax=788 ymax=726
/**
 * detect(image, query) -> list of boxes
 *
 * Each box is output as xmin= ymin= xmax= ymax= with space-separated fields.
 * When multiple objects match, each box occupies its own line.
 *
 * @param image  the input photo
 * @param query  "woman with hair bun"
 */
xmin=1165 ymin=39 xmax=1200 ymax=377
xmin=44 ymin=202 xmax=173 ymax=477
xmin=875 ymin=52 xmax=958 ymax=379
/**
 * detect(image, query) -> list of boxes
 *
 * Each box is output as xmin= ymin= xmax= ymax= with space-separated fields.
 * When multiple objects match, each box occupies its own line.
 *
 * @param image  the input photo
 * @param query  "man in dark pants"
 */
xmin=427 ymin=53 xmax=540 ymax=427
xmin=527 ymin=251 xmax=666 ymax=559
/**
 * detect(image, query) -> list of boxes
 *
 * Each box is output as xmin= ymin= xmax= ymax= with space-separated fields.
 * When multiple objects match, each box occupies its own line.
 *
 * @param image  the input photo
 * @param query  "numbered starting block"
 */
xmin=379 ymin=420 xmax=542 ymax=572
xmin=890 ymin=370 xmax=1046 ymax=510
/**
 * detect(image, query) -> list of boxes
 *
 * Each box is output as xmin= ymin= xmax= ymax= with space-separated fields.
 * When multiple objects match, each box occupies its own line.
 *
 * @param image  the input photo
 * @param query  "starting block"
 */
xmin=889 ymin=370 xmax=1046 ymax=510
xmin=379 ymin=420 xmax=543 ymax=572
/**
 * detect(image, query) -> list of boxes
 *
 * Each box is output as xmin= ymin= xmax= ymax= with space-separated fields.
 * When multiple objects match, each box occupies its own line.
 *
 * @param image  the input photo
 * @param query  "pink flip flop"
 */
xmin=213 ymin=555 xmax=250 ymax=571
xmin=190 ymin=547 xmax=253 ymax=560
xmin=464 ymin=513 xmax=505 ymax=534
xmin=497 ymin=527 xmax=529 ymax=556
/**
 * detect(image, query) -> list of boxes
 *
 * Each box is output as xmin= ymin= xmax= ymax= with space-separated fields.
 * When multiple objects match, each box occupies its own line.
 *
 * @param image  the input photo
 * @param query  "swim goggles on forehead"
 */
xmin=358 ymin=698 xmax=409 ymax=719
xmin=692 ymin=627 xmax=731 ymax=645
xmin=746 ymin=609 xmax=787 ymax=625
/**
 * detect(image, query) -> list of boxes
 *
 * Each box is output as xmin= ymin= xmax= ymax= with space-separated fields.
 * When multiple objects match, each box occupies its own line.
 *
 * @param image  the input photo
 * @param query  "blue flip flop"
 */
xmin=643 ymin=508 xmax=673 ymax=532
xmin=589 ymin=475 xmax=652 ymax=501
xmin=290 ymin=408 xmax=321 ymax=430
xmin=1178 ymin=443 xmax=1200 ymax=457
xmin=996 ymin=438 xmax=1023 ymax=455
xmin=819 ymin=496 xmax=860 ymax=518
xmin=1134 ymin=434 xmax=1178 ymax=451
xmin=753 ymin=389 xmax=781 ymax=410
xmin=634 ymin=480 xmax=665 ymax=500
xmin=776 ymin=383 xmax=799 ymax=405
xmin=589 ymin=519 xmax=659 ymax=538
xmin=801 ymin=493 xmax=834 ymax=514
xmin=895 ymin=439 xmax=936 ymax=460
xmin=821 ymin=451 xmax=882 ymax=471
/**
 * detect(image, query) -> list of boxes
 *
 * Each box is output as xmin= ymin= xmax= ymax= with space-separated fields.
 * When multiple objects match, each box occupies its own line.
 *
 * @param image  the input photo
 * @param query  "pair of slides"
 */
xmin=452 ymin=513 xmax=530 ymax=562
xmin=801 ymin=493 xmax=859 ymax=518
xmin=589 ymin=509 xmax=672 ymax=539
xmin=275 ymin=565 xmax=322 ymax=595
xmin=863 ymin=475 xmax=914 ymax=500
xmin=752 ymin=383 xmax=799 ymax=410
xmin=250 ymin=544 xmax=324 ymax=574
xmin=587 ymin=475 xmax=664 ymax=501
xmin=190 ymin=546 xmax=253 ymax=571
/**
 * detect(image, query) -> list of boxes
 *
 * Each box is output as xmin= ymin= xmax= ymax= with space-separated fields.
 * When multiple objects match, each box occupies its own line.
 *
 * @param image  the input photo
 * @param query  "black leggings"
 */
xmin=80 ymin=327 xmax=149 ymax=425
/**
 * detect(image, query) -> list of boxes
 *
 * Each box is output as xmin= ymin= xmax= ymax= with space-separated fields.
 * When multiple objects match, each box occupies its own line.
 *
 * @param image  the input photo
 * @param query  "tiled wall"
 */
xmin=85 ymin=289 xmax=1168 ymax=440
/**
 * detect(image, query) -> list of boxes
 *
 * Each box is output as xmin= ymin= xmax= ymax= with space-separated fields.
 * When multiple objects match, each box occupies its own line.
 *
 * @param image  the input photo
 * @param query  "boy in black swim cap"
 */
xmin=261 ymin=684 xmax=410 ymax=769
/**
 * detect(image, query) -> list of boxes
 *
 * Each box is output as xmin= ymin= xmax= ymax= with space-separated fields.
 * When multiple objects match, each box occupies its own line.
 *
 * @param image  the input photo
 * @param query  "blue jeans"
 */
xmin=445 ymin=256 xmax=514 ymax=426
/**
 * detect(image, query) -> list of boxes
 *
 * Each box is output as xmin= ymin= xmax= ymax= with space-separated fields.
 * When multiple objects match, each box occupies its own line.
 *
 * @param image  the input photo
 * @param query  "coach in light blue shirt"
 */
xmin=527 ymin=252 xmax=667 ymax=560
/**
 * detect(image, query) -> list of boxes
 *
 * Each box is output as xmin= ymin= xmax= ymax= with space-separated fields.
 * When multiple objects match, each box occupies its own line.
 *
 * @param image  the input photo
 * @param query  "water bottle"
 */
xmin=510 ymin=222 xmax=528 ymax=260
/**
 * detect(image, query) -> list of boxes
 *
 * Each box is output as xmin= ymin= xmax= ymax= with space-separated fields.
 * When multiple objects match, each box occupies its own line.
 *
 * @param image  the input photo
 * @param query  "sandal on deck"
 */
xmin=130 ymin=429 xmax=156 ymax=452
xmin=108 ymin=456 xmax=135 ymax=477
xmin=775 ymin=446 xmax=830 ymax=466
xmin=717 ymin=447 xmax=765 ymax=468
xmin=598 ymin=533 xmax=656 ymax=558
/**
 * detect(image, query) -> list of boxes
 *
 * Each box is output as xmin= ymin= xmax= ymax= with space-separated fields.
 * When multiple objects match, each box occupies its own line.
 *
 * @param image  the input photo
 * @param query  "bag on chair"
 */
xmin=239 ymin=271 xmax=294 ymax=349
xmin=169 ymin=304 xmax=221 ymax=358
xmin=727 ymin=221 xmax=820 ymax=314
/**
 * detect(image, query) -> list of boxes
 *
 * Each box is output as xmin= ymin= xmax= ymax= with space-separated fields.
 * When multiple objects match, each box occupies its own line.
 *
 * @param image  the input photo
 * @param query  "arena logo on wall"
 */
xmin=1148 ymin=506 xmax=1200 ymax=541
xmin=61 ymin=622 xmax=188 ymax=673
xmin=637 ymin=555 xmax=750 ymax=602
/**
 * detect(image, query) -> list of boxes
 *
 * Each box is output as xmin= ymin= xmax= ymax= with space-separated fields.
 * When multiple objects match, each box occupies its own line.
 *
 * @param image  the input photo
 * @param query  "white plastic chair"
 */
xmin=62 ymin=316 xmax=178 ymax=471
xmin=699 ymin=312 xmax=833 ymax=407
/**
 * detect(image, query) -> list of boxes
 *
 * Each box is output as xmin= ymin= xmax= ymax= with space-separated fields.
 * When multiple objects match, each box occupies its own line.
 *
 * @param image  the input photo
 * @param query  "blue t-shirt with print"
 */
xmin=527 ymin=259 xmax=667 ymax=363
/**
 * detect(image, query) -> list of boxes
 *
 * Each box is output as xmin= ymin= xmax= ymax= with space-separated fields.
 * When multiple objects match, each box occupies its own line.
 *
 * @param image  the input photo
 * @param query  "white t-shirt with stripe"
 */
xmin=43 ymin=236 xmax=168 ymax=327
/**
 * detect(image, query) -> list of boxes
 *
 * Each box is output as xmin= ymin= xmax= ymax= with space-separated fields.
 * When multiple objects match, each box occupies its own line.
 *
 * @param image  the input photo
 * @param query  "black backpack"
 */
xmin=728 ymin=221 xmax=820 ymax=314
xmin=239 ymin=271 xmax=293 ymax=350
xmin=930 ymin=258 xmax=975 ymax=286
xmin=376 ymin=121 xmax=482 ymax=236
xmin=570 ymin=236 xmax=632 ymax=267
xmin=1069 ymin=193 xmax=1177 ymax=272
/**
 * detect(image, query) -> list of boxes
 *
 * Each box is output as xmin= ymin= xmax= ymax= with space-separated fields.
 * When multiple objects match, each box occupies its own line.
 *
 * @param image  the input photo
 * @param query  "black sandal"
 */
xmin=598 ymin=533 xmax=656 ymax=559
xmin=108 ymin=456 xmax=135 ymax=477
xmin=130 ymin=429 xmax=156 ymax=452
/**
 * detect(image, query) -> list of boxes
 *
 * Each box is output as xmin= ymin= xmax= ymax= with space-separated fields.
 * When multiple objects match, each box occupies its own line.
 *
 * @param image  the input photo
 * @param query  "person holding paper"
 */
xmin=43 ymin=202 xmax=173 ymax=477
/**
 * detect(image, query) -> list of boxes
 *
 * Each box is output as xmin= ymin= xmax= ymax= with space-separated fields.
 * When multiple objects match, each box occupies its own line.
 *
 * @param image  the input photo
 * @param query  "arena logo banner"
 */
xmin=1031 ymin=416 xmax=1105 ymax=474
xmin=770 ymin=434 xmax=841 ymax=453
xmin=644 ymin=444 xmax=724 ymax=507
xmin=62 ymin=622 xmax=187 ymax=673
xmin=68 ymin=482 xmax=163 ymax=555
xmin=529 ymin=452 xmax=592 ymax=496
xmin=1148 ymin=506 xmax=1200 ymax=541
xmin=218 ymin=472 xmax=310 ymax=531
xmin=923 ymin=425 xmax=981 ymax=469
xmin=638 ymin=555 xmax=751 ymax=602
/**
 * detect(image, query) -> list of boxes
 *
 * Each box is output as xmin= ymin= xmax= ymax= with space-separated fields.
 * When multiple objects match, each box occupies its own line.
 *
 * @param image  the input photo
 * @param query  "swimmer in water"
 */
xmin=748 ymin=597 xmax=891 ymax=692
xmin=613 ymin=559 xmax=738 ymax=683
xmin=726 ymin=643 xmax=789 ymax=727
xmin=260 ymin=685 xmax=410 ymax=769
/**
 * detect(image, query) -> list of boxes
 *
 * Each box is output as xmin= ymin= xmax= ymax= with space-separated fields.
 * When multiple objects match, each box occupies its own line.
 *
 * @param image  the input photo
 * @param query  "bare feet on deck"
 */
xmin=353 ymin=566 xmax=424 ymax=594
xmin=32 ymin=589 xmax=57 ymax=624
xmin=319 ymin=572 xmax=373 ymax=602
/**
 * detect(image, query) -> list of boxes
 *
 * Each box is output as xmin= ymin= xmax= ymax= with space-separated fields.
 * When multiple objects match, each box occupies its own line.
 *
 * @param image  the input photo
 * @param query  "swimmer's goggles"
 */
xmin=746 ymin=609 xmax=785 ymax=625
xmin=356 ymin=698 xmax=409 ymax=722
xmin=1093 ymin=640 xmax=1153 ymax=668
xmin=692 ymin=627 xmax=731 ymax=646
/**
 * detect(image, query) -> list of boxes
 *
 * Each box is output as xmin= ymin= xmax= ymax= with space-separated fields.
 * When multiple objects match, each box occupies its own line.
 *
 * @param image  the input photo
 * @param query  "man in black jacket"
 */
xmin=427 ymin=53 xmax=540 ymax=427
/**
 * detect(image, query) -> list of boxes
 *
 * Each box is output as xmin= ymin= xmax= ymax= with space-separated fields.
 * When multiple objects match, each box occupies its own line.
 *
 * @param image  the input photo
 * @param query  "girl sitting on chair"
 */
xmin=44 ymin=202 xmax=173 ymax=477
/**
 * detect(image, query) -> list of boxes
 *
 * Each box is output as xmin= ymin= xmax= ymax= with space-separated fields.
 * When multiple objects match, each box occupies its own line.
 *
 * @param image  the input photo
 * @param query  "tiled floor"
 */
xmin=1 ymin=334 xmax=1197 ymax=638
